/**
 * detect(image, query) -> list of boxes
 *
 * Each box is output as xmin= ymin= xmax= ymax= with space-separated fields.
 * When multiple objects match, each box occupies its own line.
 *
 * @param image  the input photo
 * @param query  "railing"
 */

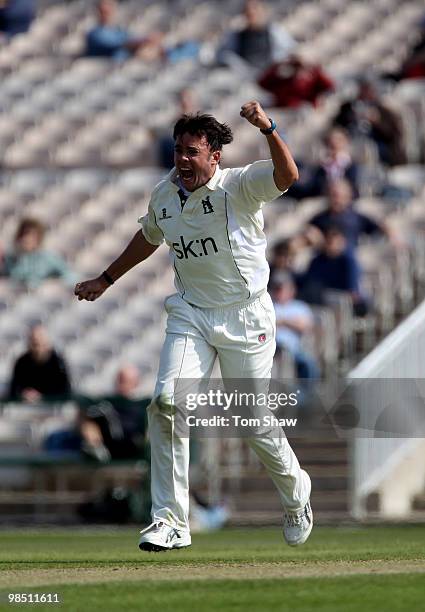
xmin=349 ymin=299 xmax=425 ymax=518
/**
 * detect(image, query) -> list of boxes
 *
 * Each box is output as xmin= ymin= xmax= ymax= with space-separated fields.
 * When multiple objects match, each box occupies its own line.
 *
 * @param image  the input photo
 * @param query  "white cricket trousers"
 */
xmin=148 ymin=291 xmax=311 ymax=530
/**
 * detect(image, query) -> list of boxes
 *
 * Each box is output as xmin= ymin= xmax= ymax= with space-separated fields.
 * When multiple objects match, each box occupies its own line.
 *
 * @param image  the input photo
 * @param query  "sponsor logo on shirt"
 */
xmin=172 ymin=235 xmax=218 ymax=259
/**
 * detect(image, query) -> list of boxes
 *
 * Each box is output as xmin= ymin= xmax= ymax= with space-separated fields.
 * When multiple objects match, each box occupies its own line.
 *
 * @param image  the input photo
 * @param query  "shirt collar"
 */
xmin=205 ymin=165 xmax=222 ymax=190
xmin=167 ymin=165 xmax=223 ymax=192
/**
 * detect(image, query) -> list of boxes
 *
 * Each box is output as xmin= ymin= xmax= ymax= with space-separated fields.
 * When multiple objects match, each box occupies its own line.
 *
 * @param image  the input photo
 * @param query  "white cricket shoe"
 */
xmin=283 ymin=501 xmax=313 ymax=546
xmin=138 ymin=522 xmax=191 ymax=552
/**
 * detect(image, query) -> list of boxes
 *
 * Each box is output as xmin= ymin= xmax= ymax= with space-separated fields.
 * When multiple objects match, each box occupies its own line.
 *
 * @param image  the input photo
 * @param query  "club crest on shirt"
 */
xmin=160 ymin=208 xmax=172 ymax=219
xmin=202 ymin=196 xmax=214 ymax=214
xmin=258 ymin=333 xmax=266 ymax=343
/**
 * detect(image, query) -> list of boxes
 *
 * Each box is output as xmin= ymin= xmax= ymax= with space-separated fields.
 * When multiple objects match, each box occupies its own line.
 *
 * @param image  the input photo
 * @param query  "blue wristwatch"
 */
xmin=260 ymin=118 xmax=277 ymax=135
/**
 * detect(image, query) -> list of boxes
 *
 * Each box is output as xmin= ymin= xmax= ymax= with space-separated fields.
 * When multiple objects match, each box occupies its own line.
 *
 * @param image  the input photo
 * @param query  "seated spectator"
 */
xmin=217 ymin=0 xmax=296 ymax=74
xmin=79 ymin=364 xmax=149 ymax=462
xmin=0 ymin=217 xmax=76 ymax=289
xmin=8 ymin=325 xmax=71 ymax=402
xmin=271 ymin=272 xmax=319 ymax=381
xmin=0 ymin=0 xmax=36 ymax=38
xmin=258 ymin=54 xmax=334 ymax=109
xmin=288 ymin=128 xmax=359 ymax=199
xmin=86 ymin=0 xmax=200 ymax=64
xmin=300 ymin=227 xmax=370 ymax=317
xmin=307 ymin=179 xmax=398 ymax=250
xmin=333 ymin=79 xmax=407 ymax=166
xmin=85 ymin=0 xmax=163 ymax=61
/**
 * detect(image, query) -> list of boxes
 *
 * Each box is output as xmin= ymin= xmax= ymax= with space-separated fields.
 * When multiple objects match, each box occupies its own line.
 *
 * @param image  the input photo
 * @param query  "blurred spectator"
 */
xmin=79 ymin=364 xmax=149 ymax=462
xmin=288 ymin=128 xmax=359 ymax=199
xmin=156 ymin=88 xmax=198 ymax=170
xmin=300 ymin=227 xmax=370 ymax=317
xmin=8 ymin=325 xmax=71 ymax=402
xmin=85 ymin=0 xmax=163 ymax=61
xmin=268 ymin=238 xmax=297 ymax=288
xmin=0 ymin=217 xmax=76 ymax=289
xmin=258 ymin=54 xmax=334 ymax=108
xmin=86 ymin=0 xmax=200 ymax=64
xmin=0 ymin=0 xmax=36 ymax=38
xmin=306 ymin=179 xmax=398 ymax=250
xmin=218 ymin=0 xmax=296 ymax=73
xmin=320 ymin=129 xmax=358 ymax=189
xmin=268 ymin=236 xmax=315 ymax=290
xmin=333 ymin=79 xmax=406 ymax=166
xmin=271 ymin=272 xmax=319 ymax=380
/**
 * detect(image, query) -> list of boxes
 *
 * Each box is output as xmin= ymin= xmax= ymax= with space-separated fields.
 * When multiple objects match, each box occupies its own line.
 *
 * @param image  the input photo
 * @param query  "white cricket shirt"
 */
xmin=138 ymin=160 xmax=284 ymax=308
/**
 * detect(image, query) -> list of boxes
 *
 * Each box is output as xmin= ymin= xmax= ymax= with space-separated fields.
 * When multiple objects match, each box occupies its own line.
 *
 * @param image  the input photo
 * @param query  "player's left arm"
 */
xmin=240 ymin=100 xmax=299 ymax=191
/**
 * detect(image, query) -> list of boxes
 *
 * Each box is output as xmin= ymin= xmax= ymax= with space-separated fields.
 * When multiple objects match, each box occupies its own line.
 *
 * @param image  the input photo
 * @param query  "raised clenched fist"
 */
xmin=74 ymin=276 xmax=109 ymax=302
xmin=240 ymin=100 xmax=271 ymax=131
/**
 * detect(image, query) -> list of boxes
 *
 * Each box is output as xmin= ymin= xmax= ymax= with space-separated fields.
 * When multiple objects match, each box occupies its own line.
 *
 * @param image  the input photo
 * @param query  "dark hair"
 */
xmin=173 ymin=113 xmax=233 ymax=151
xmin=15 ymin=217 xmax=45 ymax=243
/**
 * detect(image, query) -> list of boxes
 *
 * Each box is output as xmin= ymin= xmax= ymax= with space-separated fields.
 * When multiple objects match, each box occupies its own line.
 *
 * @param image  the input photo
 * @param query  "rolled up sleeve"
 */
xmin=239 ymin=159 xmax=285 ymax=209
xmin=138 ymin=204 xmax=164 ymax=246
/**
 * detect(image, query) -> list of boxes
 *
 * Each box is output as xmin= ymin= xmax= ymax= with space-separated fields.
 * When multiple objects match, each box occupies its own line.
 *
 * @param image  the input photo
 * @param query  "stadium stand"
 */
xmin=0 ymin=0 xmax=424 ymax=523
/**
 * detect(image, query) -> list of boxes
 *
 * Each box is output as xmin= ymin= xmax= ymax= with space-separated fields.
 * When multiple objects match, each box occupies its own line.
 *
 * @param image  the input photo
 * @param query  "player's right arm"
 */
xmin=74 ymin=230 xmax=158 ymax=301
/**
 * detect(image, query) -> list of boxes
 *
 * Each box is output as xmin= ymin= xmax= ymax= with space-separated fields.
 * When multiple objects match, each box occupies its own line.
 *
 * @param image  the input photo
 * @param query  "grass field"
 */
xmin=0 ymin=525 xmax=424 ymax=611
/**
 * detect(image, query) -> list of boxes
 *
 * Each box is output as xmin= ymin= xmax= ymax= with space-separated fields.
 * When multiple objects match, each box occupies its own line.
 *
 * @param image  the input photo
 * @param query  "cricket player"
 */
xmin=75 ymin=100 xmax=313 ymax=550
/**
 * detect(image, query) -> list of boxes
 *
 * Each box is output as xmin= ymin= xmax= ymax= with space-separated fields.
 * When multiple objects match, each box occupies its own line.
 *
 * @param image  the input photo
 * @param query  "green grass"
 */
xmin=2 ymin=575 xmax=424 ymax=612
xmin=0 ymin=526 xmax=424 ymax=611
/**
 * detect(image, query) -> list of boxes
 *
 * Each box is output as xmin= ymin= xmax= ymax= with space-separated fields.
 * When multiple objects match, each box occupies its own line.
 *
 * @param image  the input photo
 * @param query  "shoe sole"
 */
xmin=139 ymin=541 xmax=191 ymax=552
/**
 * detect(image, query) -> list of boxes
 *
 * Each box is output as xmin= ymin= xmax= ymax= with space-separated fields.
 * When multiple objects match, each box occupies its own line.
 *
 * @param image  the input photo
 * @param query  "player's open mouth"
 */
xmin=180 ymin=168 xmax=194 ymax=182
